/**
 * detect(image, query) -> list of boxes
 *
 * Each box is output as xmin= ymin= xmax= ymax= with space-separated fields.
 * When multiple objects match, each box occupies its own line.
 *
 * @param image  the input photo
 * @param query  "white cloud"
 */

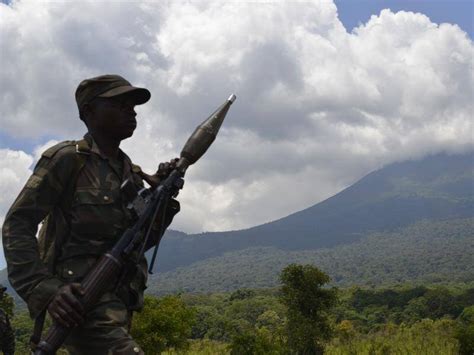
xmin=33 ymin=140 xmax=59 ymax=162
xmin=0 ymin=1 xmax=472 ymax=234
xmin=0 ymin=149 xmax=34 ymax=269
xmin=0 ymin=149 xmax=33 ymax=221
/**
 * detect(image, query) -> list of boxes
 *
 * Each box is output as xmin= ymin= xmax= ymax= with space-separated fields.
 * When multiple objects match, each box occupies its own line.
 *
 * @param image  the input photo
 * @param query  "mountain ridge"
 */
xmin=154 ymin=151 xmax=473 ymax=272
xmin=150 ymin=217 xmax=474 ymax=295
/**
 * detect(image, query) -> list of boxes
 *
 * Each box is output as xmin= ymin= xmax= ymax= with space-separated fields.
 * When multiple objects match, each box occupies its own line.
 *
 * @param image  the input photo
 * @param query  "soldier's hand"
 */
xmin=156 ymin=157 xmax=179 ymax=180
xmin=137 ymin=157 xmax=180 ymax=188
xmin=48 ymin=283 xmax=85 ymax=328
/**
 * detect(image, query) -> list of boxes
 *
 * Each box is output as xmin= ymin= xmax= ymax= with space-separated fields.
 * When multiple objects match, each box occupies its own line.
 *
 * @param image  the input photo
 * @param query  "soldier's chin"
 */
xmin=120 ymin=126 xmax=136 ymax=140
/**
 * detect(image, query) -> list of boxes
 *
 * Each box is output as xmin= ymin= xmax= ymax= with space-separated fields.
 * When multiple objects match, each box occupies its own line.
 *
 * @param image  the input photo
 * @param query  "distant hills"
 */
xmin=149 ymin=218 xmax=474 ymax=295
xmin=152 ymin=152 xmax=474 ymax=274
xmin=1 ymin=152 xmax=473 ymax=300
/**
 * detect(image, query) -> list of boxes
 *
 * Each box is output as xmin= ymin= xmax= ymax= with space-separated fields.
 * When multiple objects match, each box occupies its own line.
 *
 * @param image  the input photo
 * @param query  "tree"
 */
xmin=423 ymin=287 xmax=461 ymax=318
xmin=230 ymin=327 xmax=284 ymax=355
xmin=0 ymin=292 xmax=14 ymax=317
xmin=230 ymin=289 xmax=256 ymax=301
xmin=280 ymin=264 xmax=338 ymax=354
xmin=131 ymin=295 xmax=196 ymax=353
xmin=456 ymin=306 xmax=474 ymax=355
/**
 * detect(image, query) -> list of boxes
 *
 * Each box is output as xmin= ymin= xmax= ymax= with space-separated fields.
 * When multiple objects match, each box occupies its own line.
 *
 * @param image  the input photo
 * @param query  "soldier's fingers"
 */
xmin=61 ymin=290 xmax=84 ymax=314
xmin=51 ymin=304 xmax=75 ymax=328
xmin=51 ymin=312 xmax=69 ymax=328
xmin=70 ymin=283 xmax=85 ymax=296
xmin=56 ymin=306 xmax=79 ymax=327
xmin=57 ymin=298 xmax=83 ymax=325
xmin=169 ymin=158 xmax=178 ymax=168
xmin=67 ymin=308 xmax=84 ymax=326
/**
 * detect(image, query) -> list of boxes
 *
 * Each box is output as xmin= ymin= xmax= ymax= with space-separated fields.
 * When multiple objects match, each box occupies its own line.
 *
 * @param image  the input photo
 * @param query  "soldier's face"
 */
xmin=90 ymin=96 xmax=138 ymax=140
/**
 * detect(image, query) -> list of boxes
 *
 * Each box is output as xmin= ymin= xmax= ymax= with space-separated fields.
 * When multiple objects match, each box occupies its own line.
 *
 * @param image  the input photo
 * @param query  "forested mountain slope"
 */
xmin=154 ymin=152 xmax=474 ymax=272
xmin=149 ymin=218 xmax=474 ymax=295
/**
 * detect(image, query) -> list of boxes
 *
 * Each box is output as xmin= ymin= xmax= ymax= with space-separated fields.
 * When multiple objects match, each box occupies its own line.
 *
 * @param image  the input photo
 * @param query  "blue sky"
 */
xmin=336 ymin=0 xmax=472 ymax=38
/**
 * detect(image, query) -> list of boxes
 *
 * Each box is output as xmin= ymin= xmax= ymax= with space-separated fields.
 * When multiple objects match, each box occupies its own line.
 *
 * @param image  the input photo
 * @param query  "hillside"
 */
xmin=154 ymin=152 xmax=474 ymax=272
xmin=149 ymin=218 xmax=474 ymax=295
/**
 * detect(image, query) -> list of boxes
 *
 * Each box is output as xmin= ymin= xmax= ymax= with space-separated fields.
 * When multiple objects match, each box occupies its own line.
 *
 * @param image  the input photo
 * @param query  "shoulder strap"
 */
xmin=76 ymin=139 xmax=91 ymax=156
xmin=41 ymin=140 xmax=76 ymax=159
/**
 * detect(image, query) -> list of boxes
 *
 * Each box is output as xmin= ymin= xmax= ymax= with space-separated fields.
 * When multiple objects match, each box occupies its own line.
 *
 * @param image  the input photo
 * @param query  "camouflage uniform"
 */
xmin=2 ymin=133 xmax=178 ymax=354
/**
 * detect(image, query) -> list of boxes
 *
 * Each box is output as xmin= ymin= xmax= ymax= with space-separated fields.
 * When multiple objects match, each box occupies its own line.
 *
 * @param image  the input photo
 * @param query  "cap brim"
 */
xmin=98 ymin=86 xmax=151 ymax=105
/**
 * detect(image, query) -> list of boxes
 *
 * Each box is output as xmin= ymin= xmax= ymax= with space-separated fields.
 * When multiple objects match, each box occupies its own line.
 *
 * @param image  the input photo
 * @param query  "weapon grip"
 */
xmin=35 ymin=254 xmax=123 ymax=354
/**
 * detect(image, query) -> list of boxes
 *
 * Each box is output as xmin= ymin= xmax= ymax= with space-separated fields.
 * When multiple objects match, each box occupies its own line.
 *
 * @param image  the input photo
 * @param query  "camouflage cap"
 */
xmin=75 ymin=74 xmax=151 ymax=110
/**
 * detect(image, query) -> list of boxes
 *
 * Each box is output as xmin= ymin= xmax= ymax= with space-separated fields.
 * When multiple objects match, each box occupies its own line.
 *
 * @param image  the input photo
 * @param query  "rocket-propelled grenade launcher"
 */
xmin=34 ymin=94 xmax=236 ymax=355
xmin=177 ymin=93 xmax=236 ymax=173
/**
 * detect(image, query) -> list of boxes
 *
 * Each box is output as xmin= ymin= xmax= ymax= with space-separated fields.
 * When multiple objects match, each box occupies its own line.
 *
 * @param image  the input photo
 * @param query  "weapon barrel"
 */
xmin=177 ymin=94 xmax=236 ymax=172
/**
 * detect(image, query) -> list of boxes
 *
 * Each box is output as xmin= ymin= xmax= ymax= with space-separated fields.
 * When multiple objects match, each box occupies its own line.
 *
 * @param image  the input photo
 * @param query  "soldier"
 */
xmin=0 ymin=285 xmax=15 ymax=355
xmin=2 ymin=75 xmax=180 ymax=354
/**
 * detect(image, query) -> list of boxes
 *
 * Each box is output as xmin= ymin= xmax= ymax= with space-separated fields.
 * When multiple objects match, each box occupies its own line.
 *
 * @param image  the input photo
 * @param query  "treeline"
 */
xmin=151 ymin=218 xmax=474 ymax=294
xmin=177 ymin=284 xmax=473 ymax=354
xmin=6 ymin=265 xmax=474 ymax=354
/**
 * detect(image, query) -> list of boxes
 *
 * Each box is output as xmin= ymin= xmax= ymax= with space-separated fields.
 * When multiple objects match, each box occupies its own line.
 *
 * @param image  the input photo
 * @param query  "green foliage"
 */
xmin=184 ymin=281 xmax=471 ymax=355
xmin=0 ymin=293 xmax=15 ymax=317
xmin=331 ymin=285 xmax=474 ymax=334
xmin=163 ymin=339 xmax=229 ymax=354
xmin=9 ymin=310 xmax=33 ymax=354
xmin=229 ymin=288 xmax=256 ymax=301
xmin=7 ymin=283 xmax=472 ymax=354
xmin=131 ymin=295 xmax=196 ymax=353
xmin=423 ymin=287 xmax=463 ymax=318
xmin=183 ymin=289 xmax=286 ymax=343
xmin=327 ymin=319 xmax=459 ymax=355
xmin=456 ymin=324 xmax=474 ymax=355
xmin=351 ymin=286 xmax=428 ymax=311
xmin=152 ymin=218 xmax=474 ymax=295
xmin=229 ymin=327 xmax=284 ymax=355
xmin=10 ymin=311 xmax=79 ymax=354
xmin=181 ymin=276 xmax=471 ymax=355
xmin=459 ymin=305 xmax=474 ymax=324
xmin=456 ymin=306 xmax=474 ymax=355
xmin=280 ymin=264 xmax=338 ymax=354
xmin=336 ymin=285 xmax=474 ymax=330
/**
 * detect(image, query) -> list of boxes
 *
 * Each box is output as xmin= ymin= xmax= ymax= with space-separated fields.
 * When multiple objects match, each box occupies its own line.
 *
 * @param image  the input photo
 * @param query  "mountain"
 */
xmin=153 ymin=152 xmax=474 ymax=272
xmin=149 ymin=218 xmax=474 ymax=295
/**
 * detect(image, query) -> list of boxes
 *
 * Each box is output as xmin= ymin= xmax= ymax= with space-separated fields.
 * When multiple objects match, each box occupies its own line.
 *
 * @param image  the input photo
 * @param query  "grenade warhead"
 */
xmin=177 ymin=94 xmax=236 ymax=172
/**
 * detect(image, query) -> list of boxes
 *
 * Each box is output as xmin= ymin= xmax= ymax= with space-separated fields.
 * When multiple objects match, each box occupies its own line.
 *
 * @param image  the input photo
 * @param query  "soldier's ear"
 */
xmin=80 ymin=103 xmax=93 ymax=127
xmin=82 ymin=103 xmax=92 ymax=115
xmin=83 ymin=102 xmax=96 ymax=116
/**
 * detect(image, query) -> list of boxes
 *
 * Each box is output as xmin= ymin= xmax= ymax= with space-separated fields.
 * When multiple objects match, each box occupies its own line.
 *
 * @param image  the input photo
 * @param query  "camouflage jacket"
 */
xmin=0 ymin=309 xmax=14 ymax=355
xmin=2 ymin=133 xmax=179 ymax=318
